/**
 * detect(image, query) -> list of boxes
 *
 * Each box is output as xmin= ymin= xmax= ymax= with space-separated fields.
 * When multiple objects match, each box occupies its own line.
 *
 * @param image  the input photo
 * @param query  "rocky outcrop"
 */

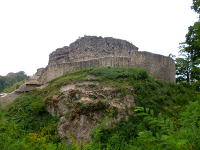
xmin=31 ymin=68 xmax=45 ymax=80
xmin=38 ymin=36 xmax=176 ymax=83
xmin=15 ymin=80 xmax=42 ymax=93
xmin=49 ymin=36 xmax=138 ymax=65
xmin=45 ymin=80 xmax=135 ymax=144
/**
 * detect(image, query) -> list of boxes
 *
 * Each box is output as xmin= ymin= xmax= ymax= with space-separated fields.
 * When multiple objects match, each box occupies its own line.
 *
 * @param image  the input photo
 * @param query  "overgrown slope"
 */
xmin=0 ymin=71 xmax=28 ymax=92
xmin=0 ymin=67 xmax=199 ymax=150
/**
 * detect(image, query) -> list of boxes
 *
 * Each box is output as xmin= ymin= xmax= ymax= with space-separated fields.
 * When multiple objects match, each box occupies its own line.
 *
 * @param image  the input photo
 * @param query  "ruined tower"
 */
xmin=38 ymin=36 xmax=176 ymax=82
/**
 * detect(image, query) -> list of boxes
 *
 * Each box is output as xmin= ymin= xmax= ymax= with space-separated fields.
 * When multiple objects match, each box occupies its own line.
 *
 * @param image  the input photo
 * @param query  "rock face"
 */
xmin=48 ymin=36 xmax=138 ymax=65
xmin=31 ymin=68 xmax=45 ymax=80
xmin=39 ymin=36 xmax=176 ymax=83
xmin=45 ymin=80 xmax=135 ymax=144
xmin=15 ymin=80 xmax=42 ymax=93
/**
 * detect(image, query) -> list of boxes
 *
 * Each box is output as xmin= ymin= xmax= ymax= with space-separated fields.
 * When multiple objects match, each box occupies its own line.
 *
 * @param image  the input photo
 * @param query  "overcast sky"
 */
xmin=0 ymin=0 xmax=198 ymax=76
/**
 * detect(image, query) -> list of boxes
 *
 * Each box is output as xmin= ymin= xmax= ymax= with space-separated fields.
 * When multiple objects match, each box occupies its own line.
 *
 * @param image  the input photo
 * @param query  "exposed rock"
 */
xmin=31 ymin=68 xmax=45 ymax=80
xmin=49 ymin=36 xmax=138 ymax=65
xmin=15 ymin=68 xmax=46 ymax=93
xmin=45 ymin=81 xmax=135 ymax=144
xmin=15 ymin=80 xmax=42 ymax=93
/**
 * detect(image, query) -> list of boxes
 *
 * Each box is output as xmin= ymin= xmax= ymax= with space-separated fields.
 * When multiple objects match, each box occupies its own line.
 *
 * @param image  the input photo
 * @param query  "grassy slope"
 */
xmin=0 ymin=72 xmax=28 ymax=93
xmin=0 ymin=67 xmax=199 ymax=150
xmin=3 ymin=80 xmax=25 ymax=93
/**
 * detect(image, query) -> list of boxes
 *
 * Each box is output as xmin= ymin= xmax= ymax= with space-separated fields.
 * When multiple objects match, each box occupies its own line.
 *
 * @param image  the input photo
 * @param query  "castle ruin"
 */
xmin=38 ymin=36 xmax=176 ymax=83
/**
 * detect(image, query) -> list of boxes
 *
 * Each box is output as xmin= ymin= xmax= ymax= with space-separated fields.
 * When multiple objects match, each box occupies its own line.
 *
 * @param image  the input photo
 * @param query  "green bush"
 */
xmin=0 ymin=67 xmax=199 ymax=150
xmin=3 ymin=80 xmax=25 ymax=93
xmin=89 ymin=67 xmax=148 ymax=80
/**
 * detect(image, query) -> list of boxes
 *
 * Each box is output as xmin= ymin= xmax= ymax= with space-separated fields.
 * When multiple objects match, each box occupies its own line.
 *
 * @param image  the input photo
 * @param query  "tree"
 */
xmin=0 ymin=71 xmax=28 ymax=92
xmin=176 ymin=57 xmax=191 ymax=83
xmin=191 ymin=0 xmax=200 ymax=15
xmin=176 ymin=1 xmax=200 ymax=83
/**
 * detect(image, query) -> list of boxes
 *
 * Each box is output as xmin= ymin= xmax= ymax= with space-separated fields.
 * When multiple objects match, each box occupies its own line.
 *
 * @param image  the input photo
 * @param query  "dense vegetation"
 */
xmin=0 ymin=67 xmax=199 ymax=150
xmin=0 ymin=2 xmax=199 ymax=149
xmin=0 ymin=71 xmax=28 ymax=92
xmin=176 ymin=0 xmax=200 ymax=86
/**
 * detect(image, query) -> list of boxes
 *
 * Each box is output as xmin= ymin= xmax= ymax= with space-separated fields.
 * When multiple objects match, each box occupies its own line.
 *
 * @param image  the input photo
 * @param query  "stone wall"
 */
xmin=39 ymin=53 xmax=175 ymax=83
xmin=132 ymin=51 xmax=175 ymax=82
xmin=48 ymin=36 xmax=138 ymax=65
xmin=38 ymin=36 xmax=176 ymax=83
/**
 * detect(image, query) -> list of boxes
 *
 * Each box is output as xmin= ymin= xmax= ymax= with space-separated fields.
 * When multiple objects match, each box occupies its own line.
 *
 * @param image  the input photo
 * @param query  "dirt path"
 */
xmin=0 ymin=92 xmax=19 ymax=109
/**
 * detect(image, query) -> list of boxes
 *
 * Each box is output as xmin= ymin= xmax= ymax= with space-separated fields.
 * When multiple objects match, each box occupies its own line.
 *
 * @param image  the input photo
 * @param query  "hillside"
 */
xmin=0 ymin=67 xmax=199 ymax=150
xmin=0 ymin=71 xmax=28 ymax=92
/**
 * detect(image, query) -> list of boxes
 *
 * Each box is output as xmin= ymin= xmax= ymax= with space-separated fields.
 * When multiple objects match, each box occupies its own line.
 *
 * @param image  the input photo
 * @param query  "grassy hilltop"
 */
xmin=0 ymin=67 xmax=199 ymax=150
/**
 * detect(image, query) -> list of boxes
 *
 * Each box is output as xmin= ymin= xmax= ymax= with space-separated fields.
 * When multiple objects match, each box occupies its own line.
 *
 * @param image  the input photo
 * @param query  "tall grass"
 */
xmin=0 ymin=67 xmax=199 ymax=150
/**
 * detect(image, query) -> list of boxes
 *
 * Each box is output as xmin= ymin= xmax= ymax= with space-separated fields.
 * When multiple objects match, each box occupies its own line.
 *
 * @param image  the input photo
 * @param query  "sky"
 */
xmin=0 ymin=0 xmax=198 ymax=76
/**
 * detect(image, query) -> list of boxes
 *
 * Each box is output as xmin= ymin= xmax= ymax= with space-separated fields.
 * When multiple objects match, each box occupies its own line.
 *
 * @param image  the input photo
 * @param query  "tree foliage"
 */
xmin=0 ymin=71 xmax=28 ymax=92
xmin=0 ymin=67 xmax=199 ymax=150
xmin=176 ymin=1 xmax=200 ymax=84
xmin=176 ymin=56 xmax=191 ymax=83
xmin=192 ymin=0 xmax=200 ymax=15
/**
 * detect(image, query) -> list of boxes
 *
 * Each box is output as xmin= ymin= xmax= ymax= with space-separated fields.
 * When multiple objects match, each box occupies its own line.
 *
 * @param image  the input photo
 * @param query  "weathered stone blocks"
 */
xmin=38 ymin=36 xmax=176 ymax=83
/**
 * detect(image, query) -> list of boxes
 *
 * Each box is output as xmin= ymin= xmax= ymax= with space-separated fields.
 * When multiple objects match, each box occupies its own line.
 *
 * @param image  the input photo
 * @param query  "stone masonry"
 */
xmin=38 ymin=36 xmax=176 ymax=83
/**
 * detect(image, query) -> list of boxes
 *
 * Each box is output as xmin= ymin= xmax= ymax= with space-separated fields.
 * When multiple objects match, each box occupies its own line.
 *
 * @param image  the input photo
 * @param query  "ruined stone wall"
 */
xmin=131 ymin=51 xmax=176 ymax=82
xmin=38 ymin=36 xmax=176 ymax=83
xmin=48 ymin=36 xmax=138 ymax=65
xmin=39 ymin=53 xmax=175 ymax=83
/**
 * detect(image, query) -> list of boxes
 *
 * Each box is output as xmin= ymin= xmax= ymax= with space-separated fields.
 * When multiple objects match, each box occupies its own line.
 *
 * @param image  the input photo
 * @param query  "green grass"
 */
xmin=0 ymin=67 xmax=199 ymax=150
xmin=89 ymin=67 xmax=148 ymax=80
xmin=3 ymin=80 xmax=25 ymax=93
